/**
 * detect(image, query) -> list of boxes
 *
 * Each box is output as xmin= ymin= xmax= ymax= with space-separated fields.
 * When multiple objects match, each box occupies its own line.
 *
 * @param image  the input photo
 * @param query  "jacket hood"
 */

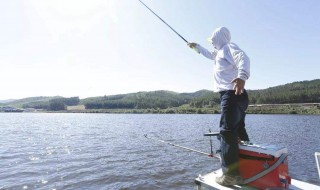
xmin=208 ymin=27 xmax=231 ymax=50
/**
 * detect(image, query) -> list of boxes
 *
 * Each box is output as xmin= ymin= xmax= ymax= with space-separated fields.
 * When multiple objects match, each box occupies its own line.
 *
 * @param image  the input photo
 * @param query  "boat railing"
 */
xmin=315 ymin=152 xmax=320 ymax=180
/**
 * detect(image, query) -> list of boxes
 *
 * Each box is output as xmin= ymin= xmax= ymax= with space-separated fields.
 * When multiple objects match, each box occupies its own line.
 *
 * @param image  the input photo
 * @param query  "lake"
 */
xmin=0 ymin=113 xmax=319 ymax=189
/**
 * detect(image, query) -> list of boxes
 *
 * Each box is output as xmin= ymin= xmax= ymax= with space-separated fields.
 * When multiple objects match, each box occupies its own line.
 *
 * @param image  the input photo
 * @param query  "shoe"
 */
xmin=240 ymin=141 xmax=253 ymax=145
xmin=215 ymin=174 xmax=244 ymax=186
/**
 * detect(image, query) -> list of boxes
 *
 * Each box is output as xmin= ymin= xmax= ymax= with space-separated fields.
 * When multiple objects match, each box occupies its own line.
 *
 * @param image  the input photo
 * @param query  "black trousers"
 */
xmin=219 ymin=90 xmax=249 ymax=176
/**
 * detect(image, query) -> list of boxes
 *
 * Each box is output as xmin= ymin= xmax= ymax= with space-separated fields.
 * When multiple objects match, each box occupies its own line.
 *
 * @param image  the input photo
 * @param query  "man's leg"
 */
xmin=219 ymin=91 xmax=242 ymax=176
xmin=237 ymin=117 xmax=249 ymax=142
xmin=216 ymin=91 xmax=247 ymax=186
xmin=237 ymin=91 xmax=249 ymax=142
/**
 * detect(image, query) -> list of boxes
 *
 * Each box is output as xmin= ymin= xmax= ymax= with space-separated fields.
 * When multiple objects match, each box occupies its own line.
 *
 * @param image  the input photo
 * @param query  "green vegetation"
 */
xmin=247 ymin=103 xmax=320 ymax=115
xmin=1 ymin=79 xmax=320 ymax=114
xmin=5 ymin=96 xmax=60 ymax=108
xmin=21 ymin=97 xmax=80 ymax=111
xmin=81 ymin=90 xmax=205 ymax=109
xmin=248 ymin=79 xmax=320 ymax=104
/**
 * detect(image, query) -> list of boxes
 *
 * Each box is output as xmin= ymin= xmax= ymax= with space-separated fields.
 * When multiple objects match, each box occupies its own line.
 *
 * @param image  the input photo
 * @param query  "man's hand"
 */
xmin=187 ymin=42 xmax=198 ymax=48
xmin=187 ymin=42 xmax=200 ymax=53
xmin=231 ymin=78 xmax=245 ymax=95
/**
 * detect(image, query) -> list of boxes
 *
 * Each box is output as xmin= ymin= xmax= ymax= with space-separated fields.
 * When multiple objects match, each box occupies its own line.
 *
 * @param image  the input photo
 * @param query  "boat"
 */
xmin=144 ymin=133 xmax=320 ymax=189
xmin=195 ymin=139 xmax=320 ymax=190
xmin=195 ymin=169 xmax=320 ymax=190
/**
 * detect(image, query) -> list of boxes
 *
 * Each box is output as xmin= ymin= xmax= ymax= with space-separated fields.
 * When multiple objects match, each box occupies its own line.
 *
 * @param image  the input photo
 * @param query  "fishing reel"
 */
xmin=203 ymin=130 xmax=220 ymax=158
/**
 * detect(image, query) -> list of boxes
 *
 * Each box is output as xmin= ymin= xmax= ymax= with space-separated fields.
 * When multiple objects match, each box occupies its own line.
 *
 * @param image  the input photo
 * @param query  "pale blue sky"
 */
xmin=0 ymin=0 xmax=319 ymax=99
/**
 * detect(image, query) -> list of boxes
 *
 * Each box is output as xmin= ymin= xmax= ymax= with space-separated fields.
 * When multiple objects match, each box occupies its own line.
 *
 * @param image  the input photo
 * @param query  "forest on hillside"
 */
xmin=1 ymin=79 xmax=320 ymax=112
xmin=82 ymin=79 xmax=320 ymax=110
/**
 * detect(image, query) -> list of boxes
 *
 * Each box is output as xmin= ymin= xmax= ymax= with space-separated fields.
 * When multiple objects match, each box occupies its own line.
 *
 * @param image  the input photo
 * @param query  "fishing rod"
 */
xmin=208 ymin=129 xmax=214 ymax=156
xmin=138 ymin=0 xmax=189 ymax=43
xmin=144 ymin=134 xmax=221 ymax=160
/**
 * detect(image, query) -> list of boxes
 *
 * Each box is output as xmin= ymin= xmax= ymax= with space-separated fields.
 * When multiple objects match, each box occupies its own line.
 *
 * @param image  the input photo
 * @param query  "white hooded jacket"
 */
xmin=195 ymin=27 xmax=250 ymax=92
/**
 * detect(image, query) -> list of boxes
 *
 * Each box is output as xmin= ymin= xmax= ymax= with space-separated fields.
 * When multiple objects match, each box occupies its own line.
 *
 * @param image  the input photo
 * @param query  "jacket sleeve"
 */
xmin=195 ymin=44 xmax=217 ymax=60
xmin=225 ymin=46 xmax=250 ymax=80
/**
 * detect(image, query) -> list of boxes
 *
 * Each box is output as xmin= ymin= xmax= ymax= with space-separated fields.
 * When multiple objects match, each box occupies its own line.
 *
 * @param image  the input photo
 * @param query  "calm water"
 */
xmin=0 ymin=113 xmax=319 ymax=189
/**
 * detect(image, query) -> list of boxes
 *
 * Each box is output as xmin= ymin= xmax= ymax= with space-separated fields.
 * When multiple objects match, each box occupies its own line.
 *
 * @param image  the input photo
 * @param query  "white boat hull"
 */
xmin=195 ymin=169 xmax=320 ymax=190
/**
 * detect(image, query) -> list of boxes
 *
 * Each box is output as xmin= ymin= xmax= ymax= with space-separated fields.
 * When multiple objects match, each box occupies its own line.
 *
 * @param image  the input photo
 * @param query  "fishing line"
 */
xmin=144 ymin=134 xmax=221 ymax=160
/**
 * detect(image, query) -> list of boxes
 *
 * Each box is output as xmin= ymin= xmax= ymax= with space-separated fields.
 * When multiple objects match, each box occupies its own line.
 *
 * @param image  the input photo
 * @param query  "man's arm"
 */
xmin=188 ymin=43 xmax=217 ymax=60
xmin=226 ymin=48 xmax=250 ymax=95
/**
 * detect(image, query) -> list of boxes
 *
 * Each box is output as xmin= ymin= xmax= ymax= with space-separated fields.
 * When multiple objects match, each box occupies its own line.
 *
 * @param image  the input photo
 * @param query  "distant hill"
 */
xmin=1 ymin=79 xmax=319 ymax=111
xmin=0 ymin=99 xmax=16 ymax=104
xmin=2 ymin=96 xmax=61 ymax=108
xmin=81 ymin=79 xmax=320 ymax=109
xmin=189 ymin=79 xmax=320 ymax=108
xmin=248 ymin=79 xmax=320 ymax=104
xmin=81 ymin=90 xmax=198 ymax=109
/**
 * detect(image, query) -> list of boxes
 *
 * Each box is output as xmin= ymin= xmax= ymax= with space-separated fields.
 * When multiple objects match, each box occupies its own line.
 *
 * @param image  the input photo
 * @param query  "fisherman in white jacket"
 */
xmin=188 ymin=27 xmax=250 ymax=186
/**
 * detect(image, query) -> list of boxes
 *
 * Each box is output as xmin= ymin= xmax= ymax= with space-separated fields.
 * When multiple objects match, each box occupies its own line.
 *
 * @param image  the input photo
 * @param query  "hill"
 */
xmin=248 ymin=79 xmax=320 ymax=104
xmin=2 ymin=96 xmax=61 ymax=108
xmin=0 ymin=99 xmax=16 ymax=104
xmin=81 ymin=90 xmax=211 ymax=109
xmin=1 ymin=79 xmax=319 ymax=114
xmin=2 ymin=96 xmax=80 ymax=111
xmin=187 ymin=79 xmax=320 ymax=108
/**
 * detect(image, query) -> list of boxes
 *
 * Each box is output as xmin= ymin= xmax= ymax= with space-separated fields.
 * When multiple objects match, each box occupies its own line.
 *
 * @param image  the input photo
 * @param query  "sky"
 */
xmin=0 ymin=0 xmax=319 ymax=100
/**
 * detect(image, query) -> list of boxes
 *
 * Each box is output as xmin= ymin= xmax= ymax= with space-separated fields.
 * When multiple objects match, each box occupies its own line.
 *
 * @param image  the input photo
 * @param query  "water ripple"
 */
xmin=0 ymin=113 xmax=319 ymax=189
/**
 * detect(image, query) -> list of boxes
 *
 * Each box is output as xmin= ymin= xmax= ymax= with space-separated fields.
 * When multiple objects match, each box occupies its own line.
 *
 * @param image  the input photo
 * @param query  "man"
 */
xmin=188 ymin=27 xmax=250 ymax=186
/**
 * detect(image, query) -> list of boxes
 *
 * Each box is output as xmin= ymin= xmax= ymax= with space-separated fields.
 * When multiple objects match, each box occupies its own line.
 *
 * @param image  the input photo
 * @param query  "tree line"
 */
xmin=83 ymin=80 xmax=320 ymax=109
xmin=23 ymin=97 xmax=80 ymax=111
xmin=83 ymin=91 xmax=192 ymax=109
xmin=6 ymin=79 xmax=320 ymax=111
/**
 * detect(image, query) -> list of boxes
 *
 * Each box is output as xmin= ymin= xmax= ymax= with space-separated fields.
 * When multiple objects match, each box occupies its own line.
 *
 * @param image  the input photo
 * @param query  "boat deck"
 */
xmin=195 ymin=169 xmax=320 ymax=190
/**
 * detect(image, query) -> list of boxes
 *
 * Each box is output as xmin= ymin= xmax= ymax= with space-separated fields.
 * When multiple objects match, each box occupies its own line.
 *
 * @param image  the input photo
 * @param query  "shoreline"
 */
xmin=2 ymin=103 xmax=318 ymax=115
